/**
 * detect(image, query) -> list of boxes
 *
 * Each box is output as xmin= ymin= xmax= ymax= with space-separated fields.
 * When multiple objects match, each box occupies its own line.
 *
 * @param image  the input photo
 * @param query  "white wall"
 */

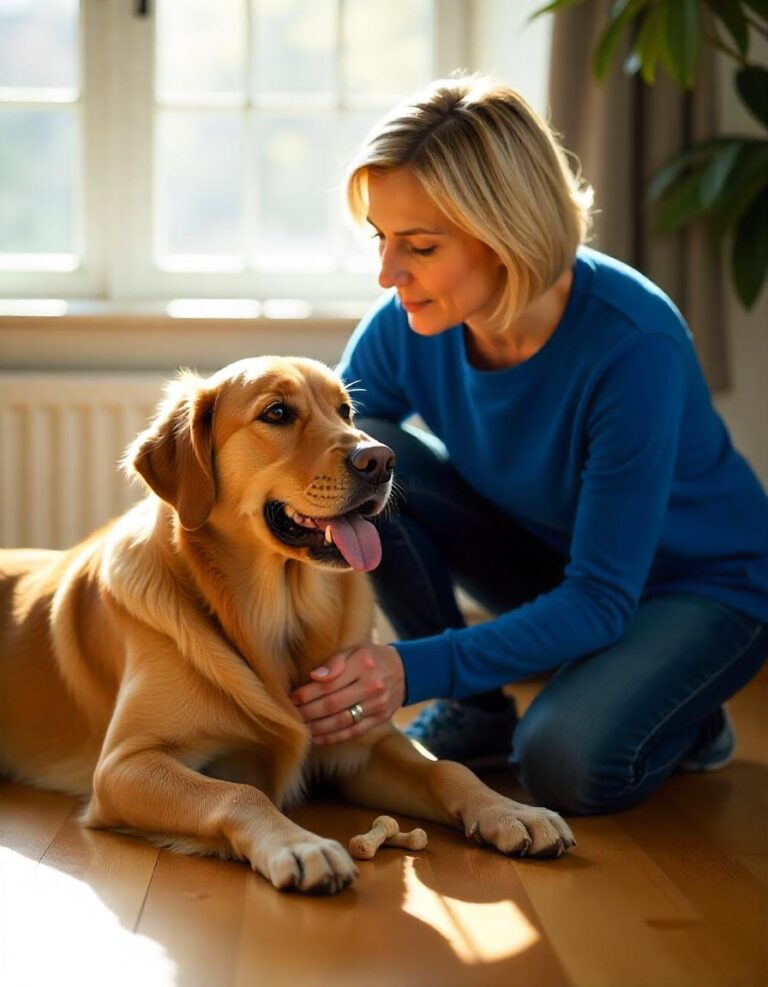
xmin=465 ymin=0 xmax=552 ymax=115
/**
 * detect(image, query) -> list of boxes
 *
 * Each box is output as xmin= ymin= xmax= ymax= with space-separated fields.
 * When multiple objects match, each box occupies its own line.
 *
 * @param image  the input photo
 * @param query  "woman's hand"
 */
xmin=291 ymin=643 xmax=406 ymax=745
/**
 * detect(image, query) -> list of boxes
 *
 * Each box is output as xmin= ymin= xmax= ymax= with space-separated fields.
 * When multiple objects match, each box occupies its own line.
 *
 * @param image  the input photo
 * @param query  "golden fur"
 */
xmin=0 ymin=356 xmax=573 ymax=893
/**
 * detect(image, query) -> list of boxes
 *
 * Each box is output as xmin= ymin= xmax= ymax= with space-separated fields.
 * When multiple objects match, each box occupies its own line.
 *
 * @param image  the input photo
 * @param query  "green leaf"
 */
xmin=665 ymin=0 xmax=699 ymax=89
xmin=731 ymin=189 xmax=768 ymax=307
xmin=594 ymin=15 xmax=633 ymax=79
xmin=741 ymin=0 xmax=768 ymax=20
xmin=736 ymin=66 xmax=768 ymax=128
xmin=653 ymin=169 xmax=709 ymax=233
xmin=528 ymin=0 xmax=588 ymax=22
xmin=703 ymin=0 xmax=749 ymax=56
xmin=710 ymin=142 xmax=768 ymax=235
xmin=646 ymin=137 xmax=738 ymax=202
xmin=633 ymin=4 xmax=668 ymax=84
xmin=700 ymin=142 xmax=743 ymax=207
xmin=592 ymin=0 xmax=649 ymax=79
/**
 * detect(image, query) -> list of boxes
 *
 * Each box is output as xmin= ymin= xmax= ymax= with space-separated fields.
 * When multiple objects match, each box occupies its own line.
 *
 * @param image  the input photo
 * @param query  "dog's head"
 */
xmin=126 ymin=357 xmax=394 ymax=572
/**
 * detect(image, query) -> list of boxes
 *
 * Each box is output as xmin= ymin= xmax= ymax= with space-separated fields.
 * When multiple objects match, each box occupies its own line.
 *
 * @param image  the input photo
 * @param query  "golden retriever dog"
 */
xmin=0 ymin=357 xmax=574 ymax=893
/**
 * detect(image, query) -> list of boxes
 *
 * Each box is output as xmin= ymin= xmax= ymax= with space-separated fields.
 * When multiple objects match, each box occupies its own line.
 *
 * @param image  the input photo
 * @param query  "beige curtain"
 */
xmin=548 ymin=1 xmax=729 ymax=390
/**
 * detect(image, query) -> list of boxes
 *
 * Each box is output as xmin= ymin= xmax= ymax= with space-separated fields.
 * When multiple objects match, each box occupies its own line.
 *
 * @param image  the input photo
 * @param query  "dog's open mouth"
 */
xmin=264 ymin=500 xmax=382 ymax=572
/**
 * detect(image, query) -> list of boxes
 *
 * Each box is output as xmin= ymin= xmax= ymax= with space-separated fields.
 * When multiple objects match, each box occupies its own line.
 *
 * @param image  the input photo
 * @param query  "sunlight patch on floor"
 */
xmin=402 ymin=856 xmax=539 ymax=963
xmin=0 ymin=848 xmax=176 ymax=987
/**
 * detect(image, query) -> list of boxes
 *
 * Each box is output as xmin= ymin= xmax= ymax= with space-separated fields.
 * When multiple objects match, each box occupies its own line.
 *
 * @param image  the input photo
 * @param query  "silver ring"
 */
xmin=348 ymin=703 xmax=363 ymax=725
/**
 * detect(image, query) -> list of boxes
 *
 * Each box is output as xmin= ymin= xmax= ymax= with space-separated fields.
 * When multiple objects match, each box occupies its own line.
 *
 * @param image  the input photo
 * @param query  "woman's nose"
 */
xmin=378 ymin=245 xmax=411 ymax=289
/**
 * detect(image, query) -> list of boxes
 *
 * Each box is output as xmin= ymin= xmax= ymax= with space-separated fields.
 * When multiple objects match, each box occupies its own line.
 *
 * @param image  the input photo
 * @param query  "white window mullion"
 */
xmin=244 ymin=0 xmax=257 ymax=268
xmin=106 ymin=0 xmax=155 ymax=302
xmin=80 ymin=0 xmax=110 ymax=298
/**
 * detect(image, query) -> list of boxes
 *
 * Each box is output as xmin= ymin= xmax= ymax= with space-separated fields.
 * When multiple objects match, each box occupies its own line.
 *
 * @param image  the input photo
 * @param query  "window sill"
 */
xmin=0 ymin=300 xmax=365 ymax=373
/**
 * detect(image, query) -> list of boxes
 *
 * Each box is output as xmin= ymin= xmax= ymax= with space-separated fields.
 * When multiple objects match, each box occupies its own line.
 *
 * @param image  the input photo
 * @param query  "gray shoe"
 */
xmin=679 ymin=706 xmax=735 ymax=773
xmin=404 ymin=698 xmax=518 ymax=769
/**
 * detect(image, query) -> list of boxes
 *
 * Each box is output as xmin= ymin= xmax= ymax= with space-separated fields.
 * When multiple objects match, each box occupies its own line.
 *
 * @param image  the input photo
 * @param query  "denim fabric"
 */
xmin=362 ymin=417 xmax=768 ymax=815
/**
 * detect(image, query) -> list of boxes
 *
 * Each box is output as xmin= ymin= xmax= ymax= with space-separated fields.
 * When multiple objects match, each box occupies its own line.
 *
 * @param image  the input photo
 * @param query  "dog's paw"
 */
xmin=265 ymin=834 xmax=358 ymax=894
xmin=464 ymin=799 xmax=576 ymax=859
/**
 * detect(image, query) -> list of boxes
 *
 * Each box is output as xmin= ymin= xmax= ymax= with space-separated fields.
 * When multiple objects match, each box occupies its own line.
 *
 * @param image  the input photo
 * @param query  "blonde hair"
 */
xmin=346 ymin=74 xmax=593 ymax=321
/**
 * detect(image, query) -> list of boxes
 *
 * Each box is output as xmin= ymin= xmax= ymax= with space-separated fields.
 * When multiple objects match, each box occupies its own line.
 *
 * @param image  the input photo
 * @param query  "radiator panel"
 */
xmin=0 ymin=373 xmax=165 ymax=549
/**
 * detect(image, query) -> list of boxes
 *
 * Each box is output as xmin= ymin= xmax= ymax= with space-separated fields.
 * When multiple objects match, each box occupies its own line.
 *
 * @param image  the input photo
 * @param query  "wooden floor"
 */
xmin=1 ymin=666 xmax=766 ymax=987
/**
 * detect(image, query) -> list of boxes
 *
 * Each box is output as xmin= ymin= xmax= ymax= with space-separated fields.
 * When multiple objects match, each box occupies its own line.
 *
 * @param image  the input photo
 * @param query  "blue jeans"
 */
xmin=363 ymin=418 xmax=768 ymax=815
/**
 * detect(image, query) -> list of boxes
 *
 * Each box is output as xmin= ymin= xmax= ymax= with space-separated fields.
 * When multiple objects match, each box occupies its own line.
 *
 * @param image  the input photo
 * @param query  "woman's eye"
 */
xmin=411 ymin=245 xmax=437 ymax=257
xmin=339 ymin=402 xmax=352 ymax=421
xmin=260 ymin=402 xmax=292 ymax=424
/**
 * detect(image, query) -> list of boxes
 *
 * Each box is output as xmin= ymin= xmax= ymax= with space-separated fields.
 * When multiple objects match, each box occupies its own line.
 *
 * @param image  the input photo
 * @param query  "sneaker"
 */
xmin=678 ymin=706 xmax=735 ymax=773
xmin=404 ymin=698 xmax=518 ymax=769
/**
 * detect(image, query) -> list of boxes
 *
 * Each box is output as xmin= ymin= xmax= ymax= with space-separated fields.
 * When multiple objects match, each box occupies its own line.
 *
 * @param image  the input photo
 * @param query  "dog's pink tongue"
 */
xmin=329 ymin=515 xmax=382 ymax=572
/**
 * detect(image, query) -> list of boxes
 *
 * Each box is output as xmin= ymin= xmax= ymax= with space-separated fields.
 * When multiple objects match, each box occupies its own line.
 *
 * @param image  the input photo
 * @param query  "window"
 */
xmin=0 ymin=0 xmax=551 ymax=306
xmin=151 ymin=0 xmax=434 ymax=290
xmin=0 ymin=0 xmax=83 ymax=278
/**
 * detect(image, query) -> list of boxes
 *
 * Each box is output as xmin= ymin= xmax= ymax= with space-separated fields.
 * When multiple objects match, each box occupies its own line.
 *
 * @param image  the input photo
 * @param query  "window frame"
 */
xmin=0 ymin=0 xmax=111 ymax=299
xmin=0 ymin=0 xmax=553 ymax=306
xmin=111 ymin=0 xmax=471 ymax=304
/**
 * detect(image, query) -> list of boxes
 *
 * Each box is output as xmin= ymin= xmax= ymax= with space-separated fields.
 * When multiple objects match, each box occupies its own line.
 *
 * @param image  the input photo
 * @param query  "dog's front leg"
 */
xmin=85 ymin=749 xmax=357 ymax=893
xmin=338 ymin=730 xmax=575 ymax=858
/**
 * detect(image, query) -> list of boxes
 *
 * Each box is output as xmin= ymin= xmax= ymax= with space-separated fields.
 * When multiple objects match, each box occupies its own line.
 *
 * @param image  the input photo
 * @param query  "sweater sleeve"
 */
xmin=397 ymin=333 xmax=689 ymax=703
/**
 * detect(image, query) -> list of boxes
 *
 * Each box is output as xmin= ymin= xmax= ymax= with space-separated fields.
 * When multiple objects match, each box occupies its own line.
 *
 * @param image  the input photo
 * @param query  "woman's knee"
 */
xmin=513 ymin=708 xmax=646 ymax=816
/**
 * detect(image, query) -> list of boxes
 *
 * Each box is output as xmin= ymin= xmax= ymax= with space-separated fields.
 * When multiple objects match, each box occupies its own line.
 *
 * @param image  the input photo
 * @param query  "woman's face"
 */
xmin=366 ymin=167 xmax=505 ymax=337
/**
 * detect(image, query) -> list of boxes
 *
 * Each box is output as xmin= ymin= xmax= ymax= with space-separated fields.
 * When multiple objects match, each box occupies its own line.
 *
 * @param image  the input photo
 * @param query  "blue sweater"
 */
xmin=338 ymin=247 xmax=768 ymax=703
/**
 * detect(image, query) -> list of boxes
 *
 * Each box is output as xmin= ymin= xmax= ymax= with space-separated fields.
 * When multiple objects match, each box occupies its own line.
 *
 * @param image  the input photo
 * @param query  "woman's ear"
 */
xmin=127 ymin=384 xmax=217 ymax=531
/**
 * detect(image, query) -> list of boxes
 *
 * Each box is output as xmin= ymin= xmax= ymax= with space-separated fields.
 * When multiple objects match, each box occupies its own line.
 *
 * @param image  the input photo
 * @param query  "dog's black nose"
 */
xmin=349 ymin=442 xmax=395 ymax=485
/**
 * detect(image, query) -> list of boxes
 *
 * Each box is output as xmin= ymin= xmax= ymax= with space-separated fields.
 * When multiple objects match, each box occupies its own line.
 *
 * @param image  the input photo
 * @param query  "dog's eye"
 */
xmin=339 ymin=402 xmax=352 ymax=421
xmin=260 ymin=401 xmax=293 ymax=425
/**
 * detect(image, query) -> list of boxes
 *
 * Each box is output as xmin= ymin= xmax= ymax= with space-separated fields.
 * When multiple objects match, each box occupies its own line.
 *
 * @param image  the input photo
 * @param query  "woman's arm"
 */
xmin=294 ymin=332 xmax=690 ymax=739
xmin=399 ymin=332 xmax=690 ymax=702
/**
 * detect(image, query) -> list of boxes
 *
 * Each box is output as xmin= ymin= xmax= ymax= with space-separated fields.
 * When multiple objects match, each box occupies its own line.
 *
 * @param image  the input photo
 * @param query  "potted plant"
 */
xmin=534 ymin=0 xmax=768 ymax=307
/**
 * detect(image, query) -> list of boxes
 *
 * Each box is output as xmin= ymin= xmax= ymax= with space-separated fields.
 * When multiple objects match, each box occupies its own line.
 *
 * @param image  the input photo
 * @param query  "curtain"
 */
xmin=548 ymin=1 xmax=729 ymax=390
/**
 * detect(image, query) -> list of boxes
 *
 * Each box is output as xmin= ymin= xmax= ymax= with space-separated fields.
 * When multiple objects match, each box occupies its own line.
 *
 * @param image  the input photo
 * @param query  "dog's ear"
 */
xmin=128 ymin=383 xmax=217 ymax=531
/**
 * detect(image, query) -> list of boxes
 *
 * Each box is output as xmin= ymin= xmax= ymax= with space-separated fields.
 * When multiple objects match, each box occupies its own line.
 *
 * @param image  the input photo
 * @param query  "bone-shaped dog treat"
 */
xmin=349 ymin=815 xmax=429 ymax=859
xmin=349 ymin=815 xmax=399 ymax=859
xmin=384 ymin=828 xmax=428 ymax=851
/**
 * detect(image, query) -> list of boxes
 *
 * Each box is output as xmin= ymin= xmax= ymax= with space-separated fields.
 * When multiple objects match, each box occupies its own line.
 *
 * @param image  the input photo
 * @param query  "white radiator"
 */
xmin=0 ymin=372 xmax=167 ymax=549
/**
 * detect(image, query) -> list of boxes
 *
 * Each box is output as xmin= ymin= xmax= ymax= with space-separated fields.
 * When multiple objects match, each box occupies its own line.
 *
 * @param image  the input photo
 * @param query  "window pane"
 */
xmin=0 ymin=108 xmax=77 ymax=254
xmin=252 ymin=114 xmax=336 ymax=271
xmin=156 ymin=0 xmax=245 ymax=100
xmin=336 ymin=110 xmax=382 ymax=271
xmin=343 ymin=0 xmax=432 ymax=102
xmin=0 ymin=0 xmax=79 ymax=91
xmin=156 ymin=112 xmax=243 ymax=262
xmin=253 ymin=0 xmax=336 ymax=99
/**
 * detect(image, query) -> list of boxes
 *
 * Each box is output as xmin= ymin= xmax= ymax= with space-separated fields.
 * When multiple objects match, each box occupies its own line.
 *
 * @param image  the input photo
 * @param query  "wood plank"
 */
xmin=413 ymin=823 xmax=569 ymax=986
xmin=41 ymin=812 xmax=160 ymax=931
xmin=620 ymin=792 xmax=768 ymax=987
xmin=504 ymin=812 xmax=738 ymax=987
xmin=1 ymin=812 xmax=172 ymax=987
xmin=662 ymin=768 xmax=768 ymax=886
xmin=0 ymin=781 xmax=76 ymax=861
xmin=136 ymin=849 xmax=249 ymax=987
xmin=231 ymin=801 xmax=568 ymax=987
xmin=0 ymin=662 xmax=764 ymax=987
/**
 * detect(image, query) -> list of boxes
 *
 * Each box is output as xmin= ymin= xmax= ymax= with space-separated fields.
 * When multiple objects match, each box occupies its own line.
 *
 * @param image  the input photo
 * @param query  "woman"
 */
xmin=291 ymin=75 xmax=768 ymax=815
